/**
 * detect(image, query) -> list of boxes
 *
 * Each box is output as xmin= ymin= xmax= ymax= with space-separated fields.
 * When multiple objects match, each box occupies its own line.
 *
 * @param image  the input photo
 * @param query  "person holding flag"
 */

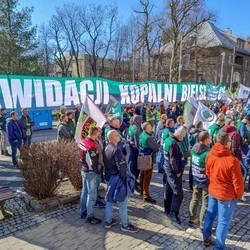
xmin=79 ymin=127 xmax=102 ymax=225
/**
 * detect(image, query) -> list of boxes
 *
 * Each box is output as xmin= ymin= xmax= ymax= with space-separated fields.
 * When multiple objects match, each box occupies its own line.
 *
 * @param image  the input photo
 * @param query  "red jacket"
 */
xmin=78 ymin=138 xmax=99 ymax=174
xmin=222 ymin=125 xmax=242 ymax=160
xmin=205 ymin=142 xmax=244 ymax=200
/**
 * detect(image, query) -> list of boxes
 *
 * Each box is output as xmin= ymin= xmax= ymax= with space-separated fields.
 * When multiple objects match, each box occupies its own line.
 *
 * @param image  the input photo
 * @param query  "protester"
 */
xmin=139 ymin=122 xmax=160 ymax=204
xmin=174 ymin=116 xmax=185 ymax=130
xmin=167 ymin=106 xmax=178 ymax=123
xmin=127 ymin=114 xmax=142 ymax=193
xmin=19 ymin=108 xmax=34 ymax=146
xmin=58 ymin=105 xmax=67 ymax=122
xmin=160 ymin=118 xmax=176 ymax=176
xmin=189 ymin=131 xmax=210 ymax=228
xmin=188 ymin=121 xmax=204 ymax=149
xmin=146 ymin=103 xmax=155 ymax=127
xmin=155 ymin=114 xmax=168 ymax=142
xmin=105 ymin=115 xmax=126 ymax=155
xmin=66 ymin=111 xmax=76 ymax=138
xmin=6 ymin=111 xmax=23 ymax=167
xmin=156 ymin=119 xmax=168 ymax=174
xmin=238 ymin=115 xmax=250 ymax=156
xmin=141 ymin=103 xmax=148 ymax=123
xmin=222 ymin=120 xmax=242 ymax=161
xmin=208 ymin=118 xmax=224 ymax=145
xmin=163 ymin=126 xmax=187 ymax=224
xmin=79 ymin=127 xmax=102 ymax=224
xmin=202 ymin=132 xmax=244 ymax=248
xmin=134 ymin=102 xmax=142 ymax=116
xmin=74 ymin=104 xmax=81 ymax=124
xmin=155 ymin=105 xmax=162 ymax=126
xmin=57 ymin=114 xmax=72 ymax=141
xmin=0 ymin=108 xmax=11 ymax=156
xmin=104 ymin=130 xmax=139 ymax=233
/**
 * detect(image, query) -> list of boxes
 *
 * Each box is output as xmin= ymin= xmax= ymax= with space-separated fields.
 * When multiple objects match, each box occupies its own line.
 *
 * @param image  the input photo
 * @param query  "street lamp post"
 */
xmin=220 ymin=52 xmax=225 ymax=84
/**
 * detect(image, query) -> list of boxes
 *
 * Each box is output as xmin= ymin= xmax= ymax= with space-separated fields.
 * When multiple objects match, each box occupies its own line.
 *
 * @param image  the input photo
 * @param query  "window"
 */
xmin=235 ymin=56 xmax=243 ymax=65
xmin=228 ymin=54 xmax=231 ymax=64
xmin=186 ymin=54 xmax=191 ymax=66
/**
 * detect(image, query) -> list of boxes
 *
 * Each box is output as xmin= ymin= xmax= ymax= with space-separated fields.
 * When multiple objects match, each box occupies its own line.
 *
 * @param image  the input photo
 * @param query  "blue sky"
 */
xmin=19 ymin=0 xmax=249 ymax=39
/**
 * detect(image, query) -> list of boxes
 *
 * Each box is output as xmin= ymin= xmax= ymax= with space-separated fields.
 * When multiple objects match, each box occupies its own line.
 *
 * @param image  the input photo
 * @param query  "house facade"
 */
xmin=155 ymin=21 xmax=250 ymax=87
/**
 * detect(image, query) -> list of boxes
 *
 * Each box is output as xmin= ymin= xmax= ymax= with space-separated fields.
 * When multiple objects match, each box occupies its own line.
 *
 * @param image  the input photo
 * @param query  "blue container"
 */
xmin=30 ymin=110 xmax=53 ymax=130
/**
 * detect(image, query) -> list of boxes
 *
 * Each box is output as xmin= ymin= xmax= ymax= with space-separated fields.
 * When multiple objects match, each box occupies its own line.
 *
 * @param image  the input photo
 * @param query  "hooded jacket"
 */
xmin=222 ymin=125 xmax=242 ymax=160
xmin=205 ymin=142 xmax=244 ymax=200
xmin=191 ymin=142 xmax=210 ymax=188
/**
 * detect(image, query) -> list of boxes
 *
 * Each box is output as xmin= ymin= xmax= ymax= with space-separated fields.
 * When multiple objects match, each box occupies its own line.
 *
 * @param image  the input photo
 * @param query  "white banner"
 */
xmin=193 ymin=102 xmax=217 ymax=130
xmin=238 ymin=84 xmax=250 ymax=99
xmin=74 ymin=95 xmax=106 ymax=144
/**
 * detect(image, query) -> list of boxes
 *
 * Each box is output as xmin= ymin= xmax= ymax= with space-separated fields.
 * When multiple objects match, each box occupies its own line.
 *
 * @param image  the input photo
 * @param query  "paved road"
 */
xmin=0 ymin=129 xmax=250 ymax=249
xmin=0 ymin=168 xmax=249 ymax=250
xmin=0 ymin=129 xmax=57 ymax=192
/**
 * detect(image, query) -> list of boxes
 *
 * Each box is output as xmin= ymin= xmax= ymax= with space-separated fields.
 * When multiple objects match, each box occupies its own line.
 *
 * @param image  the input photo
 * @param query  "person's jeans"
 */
xmin=128 ymin=146 xmax=139 ymax=183
xmin=156 ymin=151 xmax=164 ymax=171
xmin=79 ymin=171 xmax=98 ymax=217
xmin=106 ymin=197 xmax=129 ymax=227
xmin=203 ymin=195 xmax=237 ymax=250
xmin=23 ymin=135 xmax=32 ymax=146
xmin=240 ymin=144 xmax=249 ymax=156
xmin=9 ymin=140 xmax=22 ymax=165
xmin=0 ymin=130 xmax=7 ymax=152
xmin=189 ymin=185 xmax=208 ymax=227
xmin=164 ymin=173 xmax=183 ymax=215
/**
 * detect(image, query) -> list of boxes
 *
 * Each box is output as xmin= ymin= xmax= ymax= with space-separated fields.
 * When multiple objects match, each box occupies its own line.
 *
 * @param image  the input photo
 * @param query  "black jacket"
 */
xmin=104 ymin=143 xmax=127 ymax=182
xmin=19 ymin=115 xmax=34 ymax=136
xmin=0 ymin=113 xmax=7 ymax=131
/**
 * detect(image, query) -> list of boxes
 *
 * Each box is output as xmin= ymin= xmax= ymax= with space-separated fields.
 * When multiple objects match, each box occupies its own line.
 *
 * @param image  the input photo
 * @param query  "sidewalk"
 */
xmin=0 ymin=164 xmax=249 ymax=250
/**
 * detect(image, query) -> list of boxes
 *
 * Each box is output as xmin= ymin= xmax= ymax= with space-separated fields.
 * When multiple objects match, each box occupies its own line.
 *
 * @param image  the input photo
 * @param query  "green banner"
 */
xmin=0 ymin=75 xmax=218 ymax=110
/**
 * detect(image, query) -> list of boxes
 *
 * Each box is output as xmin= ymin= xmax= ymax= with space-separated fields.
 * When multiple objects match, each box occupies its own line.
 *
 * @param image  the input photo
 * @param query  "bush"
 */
xmin=19 ymin=140 xmax=82 ymax=200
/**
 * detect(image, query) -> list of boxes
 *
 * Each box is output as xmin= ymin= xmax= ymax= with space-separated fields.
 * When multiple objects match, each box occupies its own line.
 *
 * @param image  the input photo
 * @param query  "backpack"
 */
xmin=209 ymin=125 xmax=221 ymax=146
xmin=188 ymin=130 xmax=199 ymax=149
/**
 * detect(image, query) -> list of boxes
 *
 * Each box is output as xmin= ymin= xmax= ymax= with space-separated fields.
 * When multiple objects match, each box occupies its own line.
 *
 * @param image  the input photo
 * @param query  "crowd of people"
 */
xmin=74 ymin=99 xmax=250 ymax=249
xmin=0 ymin=108 xmax=34 ymax=167
xmin=1 ymin=98 xmax=250 ymax=248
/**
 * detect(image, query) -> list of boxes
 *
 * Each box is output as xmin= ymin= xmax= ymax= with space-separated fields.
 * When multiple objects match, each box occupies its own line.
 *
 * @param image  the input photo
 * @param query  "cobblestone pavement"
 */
xmin=0 ymin=166 xmax=250 ymax=250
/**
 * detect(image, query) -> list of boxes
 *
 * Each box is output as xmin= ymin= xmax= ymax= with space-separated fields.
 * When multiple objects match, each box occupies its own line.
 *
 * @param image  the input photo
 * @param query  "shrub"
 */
xmin=64 ymin=143 xmax=82 ymax=190
xmin=19 ymin=140 xmax=81 ymax=200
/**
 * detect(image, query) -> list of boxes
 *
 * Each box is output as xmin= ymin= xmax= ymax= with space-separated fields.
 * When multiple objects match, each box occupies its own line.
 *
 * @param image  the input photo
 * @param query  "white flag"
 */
xmin=74 ymin=95 xmax=106 ymax=144
xmin=193 ymin=102 xmax=217 ymax=130
xmin=238 ymin=84 xmax=250 ymax=99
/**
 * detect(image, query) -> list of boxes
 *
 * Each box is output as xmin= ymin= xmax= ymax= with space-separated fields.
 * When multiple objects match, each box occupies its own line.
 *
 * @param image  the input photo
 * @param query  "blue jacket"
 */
xmin=6 ymin=119 xmax=23 ymax=141
xmin=106 ymin=171 xmax=135 ymax=203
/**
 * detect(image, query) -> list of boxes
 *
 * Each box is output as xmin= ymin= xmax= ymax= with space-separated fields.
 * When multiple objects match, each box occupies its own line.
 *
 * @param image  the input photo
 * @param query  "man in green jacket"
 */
xmin=208 ymin=118 xmax=224 ymax=145
xmin=189 ymin=131 xmax=210 ymax=228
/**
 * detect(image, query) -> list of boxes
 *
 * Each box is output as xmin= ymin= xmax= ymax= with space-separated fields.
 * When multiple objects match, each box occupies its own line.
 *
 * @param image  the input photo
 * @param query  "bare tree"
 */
xmin=54 ymin=4 xmax=83 ymax=77
xmin=78 ymin=4 xmax=118 ymax=77
xmin=38 ymin=24 xmax=54 ymax=76
xmin=161 ymin=0 xmax=215 ymax=82
xmin=134 ymin=0 xmax=163 ymax=80
xmin=48 ymin=15 xmax=73 ymax=76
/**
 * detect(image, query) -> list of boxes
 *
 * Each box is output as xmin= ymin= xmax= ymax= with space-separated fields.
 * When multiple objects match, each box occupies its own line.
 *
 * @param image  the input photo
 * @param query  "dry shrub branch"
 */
xmin=19 ymin=140 xmax=82 ymax=200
